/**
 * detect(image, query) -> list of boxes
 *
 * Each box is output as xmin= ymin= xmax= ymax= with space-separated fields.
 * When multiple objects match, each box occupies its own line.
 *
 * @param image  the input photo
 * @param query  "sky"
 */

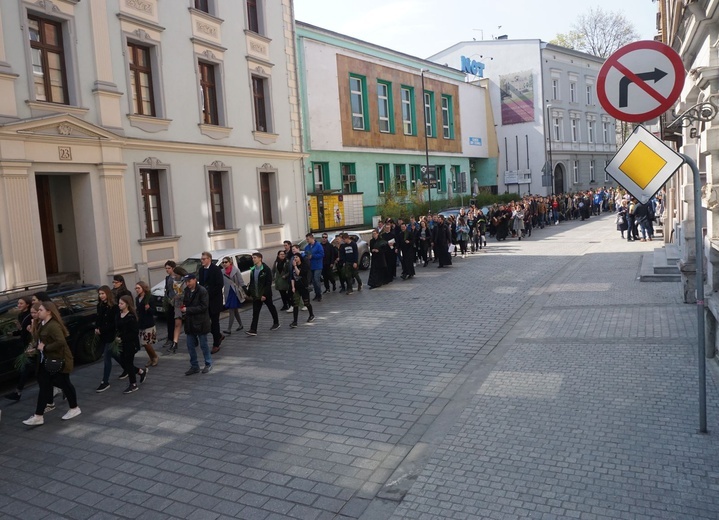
xmin=293 ymin=0 xmax=659 ymax=60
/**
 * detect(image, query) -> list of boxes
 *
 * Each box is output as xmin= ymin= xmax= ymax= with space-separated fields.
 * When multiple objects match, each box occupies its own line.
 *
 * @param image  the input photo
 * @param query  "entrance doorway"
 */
xmin=35 ymin=174 xmax=80 ymax=279
xmin=553 ymin=164 xmax=565 ymax=195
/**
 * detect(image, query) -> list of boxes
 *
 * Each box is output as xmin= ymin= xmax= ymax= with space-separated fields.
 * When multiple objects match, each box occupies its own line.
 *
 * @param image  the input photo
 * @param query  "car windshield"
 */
xmin=179 ymin=258 xmax=202 ymax=274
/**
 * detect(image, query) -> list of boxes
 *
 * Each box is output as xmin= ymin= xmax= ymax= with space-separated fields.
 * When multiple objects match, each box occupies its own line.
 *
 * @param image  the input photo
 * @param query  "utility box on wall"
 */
xmin=308 ymin=193 xmax=364 ymax=232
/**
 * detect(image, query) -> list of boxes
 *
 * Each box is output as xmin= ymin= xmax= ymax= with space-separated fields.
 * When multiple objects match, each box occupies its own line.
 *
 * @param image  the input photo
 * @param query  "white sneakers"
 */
xmin=62 ymin=407 xmax=82 ymax=420
xmin=22 ymin=415 xmax=44 ymax=426
xmin=23 ymin=407 xmax=81 ymax=425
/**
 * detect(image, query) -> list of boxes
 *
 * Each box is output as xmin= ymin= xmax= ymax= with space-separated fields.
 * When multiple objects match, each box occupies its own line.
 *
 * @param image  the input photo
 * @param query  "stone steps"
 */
xmin=640 ymin=251 xmax=681 ymax=282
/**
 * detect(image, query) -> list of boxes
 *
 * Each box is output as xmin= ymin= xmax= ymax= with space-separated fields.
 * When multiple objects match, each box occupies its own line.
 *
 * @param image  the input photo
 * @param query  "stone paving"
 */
xmin=1 ymin=215 xmax=717 ymax=520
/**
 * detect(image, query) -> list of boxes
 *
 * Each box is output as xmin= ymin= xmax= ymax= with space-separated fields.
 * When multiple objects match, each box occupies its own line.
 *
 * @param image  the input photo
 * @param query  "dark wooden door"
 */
xmin=35 ymin=175 xmax=58 ymax=274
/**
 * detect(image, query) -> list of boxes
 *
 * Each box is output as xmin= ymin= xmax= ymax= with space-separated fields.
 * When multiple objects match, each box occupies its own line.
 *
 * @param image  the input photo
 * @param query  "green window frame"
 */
xmin=423 ymin=90 xmax=435 ymax=138
xmin=377 ymin=163 xmax=389 ymax=195
xmin=394 ymin=164 xmax=406 ymax=193
xmin=409 ymin=165 xmax=421 ymax=191
xmin=312 ymin=161 xmax=330 ymax=191
xmin=400 ymin=86 xmax=416 ymax=136
xmin=350 ymin=73 xmax=369 ymax=131
xmin=436 ymin=165 xmax=446 ymax=193
xmin=441 ymin=94 xmax=454 ymax=139
xmin=377 ymin=80 xmax=394 ymax=134
xmin=341 ymin=162 xmax=357 ymax=194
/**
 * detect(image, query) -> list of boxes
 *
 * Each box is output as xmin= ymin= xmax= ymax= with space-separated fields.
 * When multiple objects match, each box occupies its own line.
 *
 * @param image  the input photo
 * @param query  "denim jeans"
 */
xmin=102 ymin=341 xmax=122 ymax=383
xmin=310 ymin=269 xmax=322 ymax=297
xmin=187 ymin=333 xmax=212 ymax=369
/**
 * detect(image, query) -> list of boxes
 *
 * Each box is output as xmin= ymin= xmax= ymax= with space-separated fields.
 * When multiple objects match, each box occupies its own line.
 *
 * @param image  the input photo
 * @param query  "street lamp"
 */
xmin=420 ymin=68 xmax=432 ymax=213
xmin=546 ymin=102 xmax=554 ymax=195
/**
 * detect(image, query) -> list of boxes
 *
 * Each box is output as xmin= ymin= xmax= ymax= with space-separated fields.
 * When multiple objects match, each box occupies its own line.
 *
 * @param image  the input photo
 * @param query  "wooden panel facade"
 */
xmin=337 ymin=54 xmax=462 ymax=153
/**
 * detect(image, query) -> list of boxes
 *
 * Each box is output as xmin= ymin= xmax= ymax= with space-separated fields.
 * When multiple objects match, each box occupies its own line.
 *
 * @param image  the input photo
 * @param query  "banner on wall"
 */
xmin=499 ymin=70 xmax=534 ymax=125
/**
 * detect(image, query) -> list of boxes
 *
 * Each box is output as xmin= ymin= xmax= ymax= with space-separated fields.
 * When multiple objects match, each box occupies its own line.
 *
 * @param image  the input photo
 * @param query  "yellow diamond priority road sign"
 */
xmin=605 ymin=125 xmax=684 ymax=203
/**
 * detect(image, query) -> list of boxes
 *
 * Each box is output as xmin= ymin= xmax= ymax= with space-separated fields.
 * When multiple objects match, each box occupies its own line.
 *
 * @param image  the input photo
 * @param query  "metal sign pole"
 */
xmin=681 ymin=153 xmax=707 ymax=434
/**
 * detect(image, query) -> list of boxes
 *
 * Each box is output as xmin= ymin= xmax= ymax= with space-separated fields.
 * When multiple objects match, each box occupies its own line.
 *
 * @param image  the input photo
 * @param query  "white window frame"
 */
xmin=424 ymin=92 xmax=433 ymax=138
xmin=350 ymin=76 xmax=365 ymax=131
xmin=313 ymin=163 xmax=325 ymax=191
xmin=377 ymin=82 xmax=390 ymax=133
xmin=377 ymin=164 xmax=387 ymax=194
xmin=587 ymin=120 xmax=595 ymax=143
xmin=552 ymin=79 xmax=559 ymax=100
xmin=441 ymin=95 xmax=452 ymax=139
xmin=589 ymin=161 xmax=595 ymax=182
xmin=571 ymin=118 xmax=579 ymax=142
xmin=586 ymin=84 xmax=593 ymax=105
xmin=401 ymin=87 xmax=413 ymax=135
xmin=604 ymin=160 xmax=610 ymax=182
xmin=553 ymin=117 xmax=562 ymax=141
xmin=569 ymin=81 xmax=577 ymax=103
xmin=572 ymin=161 xmax=579 ymax=184
xmin=603 ymin=121 xmax=609 ymax=143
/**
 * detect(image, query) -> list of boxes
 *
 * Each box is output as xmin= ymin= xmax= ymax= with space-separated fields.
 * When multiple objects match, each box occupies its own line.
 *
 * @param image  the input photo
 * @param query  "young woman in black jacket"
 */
xmin=95 ymin=286 xmax=121 ymax=393
xmin=115 ymin=295 xmax=147 ymax=394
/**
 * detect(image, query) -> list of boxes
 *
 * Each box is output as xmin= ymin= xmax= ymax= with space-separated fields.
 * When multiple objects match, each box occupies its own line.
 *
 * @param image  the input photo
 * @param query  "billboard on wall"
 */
xmin=500 ymin=70 xmax=535 ymax=125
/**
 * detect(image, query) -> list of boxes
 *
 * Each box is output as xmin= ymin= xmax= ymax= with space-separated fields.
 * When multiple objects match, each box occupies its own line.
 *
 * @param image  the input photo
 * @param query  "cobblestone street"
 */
xmin=2 ymin=215 xmax=718 ymax=520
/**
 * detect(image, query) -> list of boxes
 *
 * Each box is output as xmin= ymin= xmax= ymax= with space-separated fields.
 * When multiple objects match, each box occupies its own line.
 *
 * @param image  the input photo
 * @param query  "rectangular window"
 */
xmin=252 ymin=75 xmax=268 ymax=132
xmin=572 ymin=161 xmax=579 ymax=184
xmin=586 ymin=84 xmax=593 ymax=105
xmin=441 ymin=95 xmax=454 ymax=139
xmin=377 ymin=164 xmax=388 ymax=194
xmin=394 ymin=164 xmax=406 ymax=192
xmin=259 ymin=171 xmax=274 ymax=225
xmin=208 ymin=171 xmax=226 ymax=230
xmin=140 ymin=169 xmax=164 ymax=237
xmin=552 ymin=79 xmax=559 ymax=100
xmin=589 ymin=161 xmax=595 ymax=182
xmin=350 ymin=74 xmax=367 ymax=131
xmin=28 ymin=15 xmax=68 ymax=104
xmin=604 ymin=160 xmax=610 ymax=182
xmin=377 ymin=81 xmax=393 ymax=133
xmin=569 ymin=81 xmax=577 ymax=103
xmin=312 ymin=162 xmax=329 ymax=191
xmin=409 ymin=165 xmax=421 ymax=191
xmin=553 ymin=117 xmax=562 ymax=141
xmin=195 ymin=0 xmax=210 ymax=12
xmin=128 ymin=42 xmax=155 ymax=116
xmin=588 ymin=120 xmax=595 ymax=143
xmin=603 ymin=121 xmax=609 ymax=143
xmin=401 ymin=86 xmax=414 ymax=135
xmin=571 ymin=119 xmax=578 ymax=142
xmin=424 ymin=91 xmax=435 ymax=138
xmin=199 ymin=61 xmax=219 ymax=125
xmin=436 ymin=165 xmax=446 ymax=193
xmin=341 ymin=163 xmax=357 ymax=194
xmin=247 ymin=0 xmax=259 ymax=33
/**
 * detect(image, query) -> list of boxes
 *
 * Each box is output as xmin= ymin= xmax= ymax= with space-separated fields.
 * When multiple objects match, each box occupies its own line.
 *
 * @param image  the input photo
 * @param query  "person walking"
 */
xmin=272 ymin=250 xmax=292 ymax=312
xmin=246 ymin=252 xmax=280 ymax=336
xmin=181 ymin=273 xmax=213 ymax=375
xmin=166 ymin=266 xmax=187 ymax=354
xmin=320 ymin=233 xmax=337 ymax=294
xmin=367 ymin=229 xmax=388 ymax=289
xmin=115 ymin=295 xmax=148 ymax=394
xmin=4 ymin=296 xmax=33 ymax=402
xmin=22 ymin=301 xmax=81 ymax=426
xmin=289 ymin=253 xmax=315 ymax=328
xmin=221 ymin=256 xmax=244 ymax=336
xmin=111 ymin=275 xmax=132 ymax=301
xmin=161 ymin=260 xmax=177 ymax=348
xmin=94 ymin=286 xmax=120 ymax=393
xmin=197 ymin=252 xmax=224 ymax=354
xmin=303 ymin=233 xmax=324 ymax=302
xmin=399 ymin=223 xmax=416 ymax=279
xmin=135 ymin=281 xmax=159 ymax=367
xmin=340 ymin=233 xmax=362 ymax=293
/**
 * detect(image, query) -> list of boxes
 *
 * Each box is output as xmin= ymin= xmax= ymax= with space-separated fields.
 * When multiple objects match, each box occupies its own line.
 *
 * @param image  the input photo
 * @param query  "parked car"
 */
xmin=298 ymin=232 xmax=371 ymax=270
xmin=0 ymin=284 xmax=101 ymax=384
xmin=150 ymin=249 xmax=255 ymax=316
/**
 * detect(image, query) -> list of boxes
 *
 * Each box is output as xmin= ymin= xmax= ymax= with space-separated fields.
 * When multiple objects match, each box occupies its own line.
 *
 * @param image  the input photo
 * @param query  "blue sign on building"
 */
xmin=469 ymin=137 xmax=482 ymax=146
xmin=460 ymin=56 xmax=485 ymax=77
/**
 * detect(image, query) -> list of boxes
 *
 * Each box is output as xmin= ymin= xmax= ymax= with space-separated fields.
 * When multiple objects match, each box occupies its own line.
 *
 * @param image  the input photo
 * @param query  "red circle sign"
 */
xmin=597 ymin=40 xmax=685 ymax=123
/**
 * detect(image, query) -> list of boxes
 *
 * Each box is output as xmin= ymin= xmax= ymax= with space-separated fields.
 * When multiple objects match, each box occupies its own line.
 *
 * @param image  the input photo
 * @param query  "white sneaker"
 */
xmin=285 ymin=307 xmax=293 ymax=313
xmin=301 ymin=306 xmax=308 ymax=311
xmin=62 ymin=407 xmax=82 ymax=421
xmin=53 ymin=387 xmax=62 ymax=397
xmin=44 ymin=403 xmax=56 ymax=413
xmin=23 ymin=415 xmax=44 ymax=426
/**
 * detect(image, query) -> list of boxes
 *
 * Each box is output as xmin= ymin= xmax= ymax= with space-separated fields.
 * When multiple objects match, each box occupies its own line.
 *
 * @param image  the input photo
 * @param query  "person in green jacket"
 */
xmin=23 ymin=301 xmax=81 ymax=426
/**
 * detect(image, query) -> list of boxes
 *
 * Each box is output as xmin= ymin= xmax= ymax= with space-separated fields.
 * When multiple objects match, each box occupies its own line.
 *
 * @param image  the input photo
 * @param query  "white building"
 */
xmin=429 ymin=39 xmax=618 ymax=196
xmin=0 ymin=0 xmax=306 ymax=292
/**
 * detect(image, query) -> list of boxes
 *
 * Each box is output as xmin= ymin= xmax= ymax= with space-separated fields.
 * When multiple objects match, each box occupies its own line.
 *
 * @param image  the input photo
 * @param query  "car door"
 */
xmin=235 ymin=254 xmax=254 ymax=285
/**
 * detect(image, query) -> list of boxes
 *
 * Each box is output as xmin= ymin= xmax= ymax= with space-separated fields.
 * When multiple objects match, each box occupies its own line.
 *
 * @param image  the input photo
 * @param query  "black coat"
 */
xmin=96 ymin=301 xmax=117 ymax=344
xmin=198 ymin=262 xmax=224 ymax=314
xmin=115 ymin=311 xmax=140 ymax=353
xmin=248 ymin=262 xmax=273 ymax=300
xmin=183 ymin=285 xmax=211 ymax=335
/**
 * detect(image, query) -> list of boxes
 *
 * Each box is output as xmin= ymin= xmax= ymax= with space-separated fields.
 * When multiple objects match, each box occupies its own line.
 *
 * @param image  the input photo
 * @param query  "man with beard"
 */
xmin=399 ymin=222 xmax=416 ymax=279
xmin=432 ymin=215 xmax=452 ymax=268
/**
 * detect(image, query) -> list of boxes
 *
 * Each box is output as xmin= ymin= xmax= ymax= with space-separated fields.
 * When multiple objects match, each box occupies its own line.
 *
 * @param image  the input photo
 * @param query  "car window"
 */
xmin=179 ymin=258 xmax=201 ymax=275
xmin=61 ymin=290 xmax=98 ymax=314
xmin=236 ymin=255 xmax=253 ymax=272
xmin=0 ymin=306 xmax=19 ymax=338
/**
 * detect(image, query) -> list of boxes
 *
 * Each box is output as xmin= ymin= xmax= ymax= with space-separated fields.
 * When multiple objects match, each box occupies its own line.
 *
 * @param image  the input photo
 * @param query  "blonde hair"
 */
xmin=38 ymin=301 xmax=70 ymax=337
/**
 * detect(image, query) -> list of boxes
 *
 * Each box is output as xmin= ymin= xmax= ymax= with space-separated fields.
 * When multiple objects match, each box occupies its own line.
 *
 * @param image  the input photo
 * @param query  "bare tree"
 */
xmin=550 ymin=7 xmax=640 ymax=58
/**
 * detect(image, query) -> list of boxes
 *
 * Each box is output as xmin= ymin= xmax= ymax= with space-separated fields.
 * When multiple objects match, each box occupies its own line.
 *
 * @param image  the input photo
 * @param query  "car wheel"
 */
xmin=74 ymin=330 xmax=102 ymax=364
xmin=360 ymin=253 xmax=371 ymax=271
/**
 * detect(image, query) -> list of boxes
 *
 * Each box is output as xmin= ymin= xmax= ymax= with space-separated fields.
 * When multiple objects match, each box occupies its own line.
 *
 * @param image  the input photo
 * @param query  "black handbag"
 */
xmin=44 ymin=358 xmax=64 ymax=374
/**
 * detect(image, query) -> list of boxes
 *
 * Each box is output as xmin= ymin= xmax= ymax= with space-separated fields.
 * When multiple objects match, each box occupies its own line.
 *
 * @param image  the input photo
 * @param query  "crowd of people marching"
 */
xmin=7 ymin=186 xmax=656 ymax=426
